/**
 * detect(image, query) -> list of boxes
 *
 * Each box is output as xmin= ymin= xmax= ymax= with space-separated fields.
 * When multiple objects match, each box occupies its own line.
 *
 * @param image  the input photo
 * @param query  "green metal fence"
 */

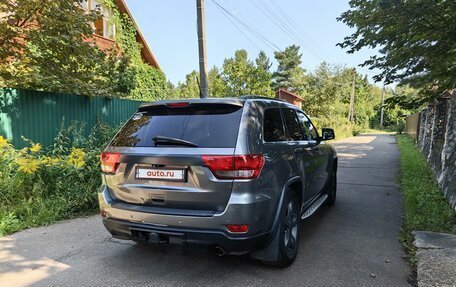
xmin=0 ymin=88 xmax=144 ymax=148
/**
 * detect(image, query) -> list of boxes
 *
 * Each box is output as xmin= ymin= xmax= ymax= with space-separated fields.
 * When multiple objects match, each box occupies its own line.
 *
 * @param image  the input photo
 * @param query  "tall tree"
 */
xmin=208 ymin=66 xmax=227 ymax=97
xmin=174 ymin=70 xmax=200 ymax=99
xmin=0 ymin=0 xmax=167 ymax=100
xmin=272 ymin=45 xmax=307 ymax=94
xmin=222 ymin=50 xmax=272 ymax=97
xmin=0 ymin=0 xmax=120 ymax=96
xmin=337 ymin=0 xmax=456 ymax=106
xmin=255 ymin=51 xmax=272 ymax=71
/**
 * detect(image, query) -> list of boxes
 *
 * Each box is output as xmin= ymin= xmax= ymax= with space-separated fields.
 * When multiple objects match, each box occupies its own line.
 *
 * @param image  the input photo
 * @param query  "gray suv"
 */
xmin=99 ymin=97 xmax=337 ymax=267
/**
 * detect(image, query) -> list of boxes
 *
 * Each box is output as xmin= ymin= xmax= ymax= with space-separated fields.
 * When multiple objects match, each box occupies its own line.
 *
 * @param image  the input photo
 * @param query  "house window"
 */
xmin=82 ymin=0 xmax=116 ymax=40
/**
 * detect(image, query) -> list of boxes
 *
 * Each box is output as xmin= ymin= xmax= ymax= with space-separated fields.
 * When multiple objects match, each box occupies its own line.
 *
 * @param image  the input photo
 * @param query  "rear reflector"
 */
xmin=100 ymin=152 xmax=120 ymax=174
xmin=226 ymin=224 xmax=249 ymax=233
xmin=100 ymin=210 xmax=109 ymax=219
xmin=166 ymin=102 xmax=189 ymax=108
xmin=201 ymin=154 xmax=264 ymax=179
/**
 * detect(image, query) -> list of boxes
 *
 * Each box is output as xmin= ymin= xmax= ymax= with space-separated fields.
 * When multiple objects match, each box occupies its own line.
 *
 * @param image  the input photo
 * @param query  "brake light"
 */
xmin=226 ymin=224 xmax=249 ymax=233
xmin=201 ymin=154 xmax=264 ymax=179
xmin=100 ymin=152 xmax=120 ymax=173
xmin=166 ymin=102 xmax=189 ymax=108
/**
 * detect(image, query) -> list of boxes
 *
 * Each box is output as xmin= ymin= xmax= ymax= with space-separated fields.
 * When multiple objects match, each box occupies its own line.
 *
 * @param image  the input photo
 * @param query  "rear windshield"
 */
xmin=110 ymin=104 xmax=243 ymax=148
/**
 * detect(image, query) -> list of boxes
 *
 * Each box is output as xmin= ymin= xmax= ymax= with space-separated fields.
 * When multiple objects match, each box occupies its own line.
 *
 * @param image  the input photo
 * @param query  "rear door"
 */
xmin=282 ymin=108 xmax=319 ymax=203
xmin=103 ymin=102 xmax=244 ymax=214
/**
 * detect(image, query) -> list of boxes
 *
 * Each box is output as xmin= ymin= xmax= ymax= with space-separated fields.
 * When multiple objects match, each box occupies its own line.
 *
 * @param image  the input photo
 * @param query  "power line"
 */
xmin=259 ymin=0 xmax=325 ymax=59
xmin=250 ymin=0 xmax=328 ymax=62
xmin=267 ymin=0 xmax=335 ymax=63
xmin=216 ymin=2 xmax=262 ymax=51
xmin=248 ymin=1 xmax=303 ymax=53
xmin=222 ymin=0 xmax=274 ymax=52
xmin=211 ymin=0 xmax=280 ymax=51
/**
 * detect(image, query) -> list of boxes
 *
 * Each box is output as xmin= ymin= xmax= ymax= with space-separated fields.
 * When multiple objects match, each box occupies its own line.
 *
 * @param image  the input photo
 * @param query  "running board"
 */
xmin=301 ymin=194 xmax=328 ymax=219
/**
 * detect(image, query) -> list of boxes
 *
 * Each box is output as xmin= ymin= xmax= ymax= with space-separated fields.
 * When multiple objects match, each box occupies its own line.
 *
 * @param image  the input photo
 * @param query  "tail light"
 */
xmin=100 ymin=152 xmax=120 ymax=174
xmin=166 ymin=102 xmax=189 ymax=108
xmin=201 ymin=154 xmax=264 ymax=179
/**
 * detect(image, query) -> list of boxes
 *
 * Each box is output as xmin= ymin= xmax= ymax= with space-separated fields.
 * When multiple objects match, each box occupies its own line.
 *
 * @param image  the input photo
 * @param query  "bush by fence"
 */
xmin=406 ymin=90 xmax=456 ymax=209
xmin=0 ymin=88 xmax=143 ymax=148
xmin=0 ymin=121 xmax=118 ymax=235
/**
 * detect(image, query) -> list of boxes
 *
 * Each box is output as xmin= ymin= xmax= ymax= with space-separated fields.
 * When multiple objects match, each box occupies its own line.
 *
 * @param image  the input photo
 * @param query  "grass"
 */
xmin=396 ymin=135 xmax=456 ymax=266
xmin=362 ymin=128 xmax=397 ymax=134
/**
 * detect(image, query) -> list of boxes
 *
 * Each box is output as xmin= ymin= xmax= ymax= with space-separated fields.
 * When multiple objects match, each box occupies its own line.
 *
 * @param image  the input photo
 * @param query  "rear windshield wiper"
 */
xmin=152 ymin=136 xmax=198 ymax=147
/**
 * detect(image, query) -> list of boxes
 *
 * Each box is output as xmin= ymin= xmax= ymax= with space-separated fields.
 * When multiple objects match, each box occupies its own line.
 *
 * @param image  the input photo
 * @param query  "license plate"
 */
xmin=136 ymin=168 xmax=186 ymax=181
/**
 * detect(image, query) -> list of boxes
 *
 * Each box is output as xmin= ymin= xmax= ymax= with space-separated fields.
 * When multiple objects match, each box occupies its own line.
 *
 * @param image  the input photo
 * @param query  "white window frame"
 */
xmin=84 ymin=0 xmax=116 ymax=40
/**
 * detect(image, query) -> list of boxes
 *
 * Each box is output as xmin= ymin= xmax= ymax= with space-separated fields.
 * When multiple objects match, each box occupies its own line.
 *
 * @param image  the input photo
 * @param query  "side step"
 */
xmin=301 ymin=194 xmax=328 ymax=219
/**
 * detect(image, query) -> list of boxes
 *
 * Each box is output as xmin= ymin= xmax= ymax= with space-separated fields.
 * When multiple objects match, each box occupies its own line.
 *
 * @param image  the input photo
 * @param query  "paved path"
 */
xmin=0 ymin=134 xmax=410 ymax=287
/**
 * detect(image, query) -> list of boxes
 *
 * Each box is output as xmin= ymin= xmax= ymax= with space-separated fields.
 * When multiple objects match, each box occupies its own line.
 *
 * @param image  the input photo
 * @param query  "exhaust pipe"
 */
xmin=214 ymin=246 xmax=226 ymax=257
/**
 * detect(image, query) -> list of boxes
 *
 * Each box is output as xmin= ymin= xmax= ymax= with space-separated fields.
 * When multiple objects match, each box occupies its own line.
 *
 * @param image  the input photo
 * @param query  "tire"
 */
xmin=325 ymin=169 xmax=337 ymax=206
xmin=263 ymin=189 xmax=301 ymax=267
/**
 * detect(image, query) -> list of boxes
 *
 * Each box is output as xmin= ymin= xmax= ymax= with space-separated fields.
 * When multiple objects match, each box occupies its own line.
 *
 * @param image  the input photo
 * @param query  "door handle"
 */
xmin=311 ymin=145 xmax=320 ymax=151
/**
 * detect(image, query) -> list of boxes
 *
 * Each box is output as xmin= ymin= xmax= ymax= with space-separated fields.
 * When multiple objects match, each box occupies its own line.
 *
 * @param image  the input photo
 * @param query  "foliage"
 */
xmin=397 ymin=135 xmax=456 ymax=265
xmin=208 ymin=67 xmax=228 ymax=97
xmin=101 ymin=0 xmax=167 ymax=101
xmin=0 ymin=121 xmax=118 ymax=235
xmin=0 ymin=0 xmax=166 ymax=100
xmin=337 ymin=0 xmax=456 ymax=106
xmin=384 ymin=84 xmax=423 ymax=110
xmin=272 ymin=45 xmax=308 ymax=94
xmin=172 ymin=70 xmax=200 ymax=99
xmin=171 ymin=50 xmax=273 ymax=99
xmin=169 ymin=45 xmax=405 ymax=137
xmin=0 ymin=0 xmax=117 ymax=96
xmin=222 ymin=50 xmax=273 ymax=97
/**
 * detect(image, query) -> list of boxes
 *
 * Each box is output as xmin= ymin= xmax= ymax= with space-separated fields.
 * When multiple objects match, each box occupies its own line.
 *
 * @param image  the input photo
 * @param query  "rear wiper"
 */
xmin=152 ymin=136 xmax=198 ymax=147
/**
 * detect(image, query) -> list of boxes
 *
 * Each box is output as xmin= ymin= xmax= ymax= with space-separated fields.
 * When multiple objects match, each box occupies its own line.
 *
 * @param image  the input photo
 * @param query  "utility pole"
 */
xmin=348 ymin=68 xmax=356 ymax=122
xmin=379 ymin=84 xmax=385 ymax=128
xmin=196 ymin=0 xmax=209 ymax=98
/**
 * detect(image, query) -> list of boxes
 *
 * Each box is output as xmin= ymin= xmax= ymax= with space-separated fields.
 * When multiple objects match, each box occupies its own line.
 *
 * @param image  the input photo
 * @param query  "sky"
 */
xmin=125 ymin=0 xmax=382 ymax=86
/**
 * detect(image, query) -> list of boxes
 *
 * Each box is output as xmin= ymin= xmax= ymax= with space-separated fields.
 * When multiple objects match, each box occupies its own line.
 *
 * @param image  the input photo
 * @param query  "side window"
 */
xmin=296 ymin=112 xmax=310 ymax=140
xmin=263 ymin=109 xmax=287 ymax=142
xmin=282 ymin=109 xmax=305 ymax=141
xmin=304 ymin=115 xmax=319 ymax=140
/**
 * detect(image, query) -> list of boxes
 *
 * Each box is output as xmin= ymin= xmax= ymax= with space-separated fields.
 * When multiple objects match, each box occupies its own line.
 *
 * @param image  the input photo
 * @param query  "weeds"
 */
xmin=0 ymin=120 xmax=118 ymax=236
xmin=397 ymin=135 xmax=456 ymax=266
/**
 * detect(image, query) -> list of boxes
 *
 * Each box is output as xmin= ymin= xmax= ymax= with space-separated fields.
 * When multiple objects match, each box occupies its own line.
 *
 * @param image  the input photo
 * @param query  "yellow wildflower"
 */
xmin=0 ymin=136 xmax=10 ymax=148
xmin=16 ymin=157 xmax=40 ymax=174
xmin=67 ymin=148 xmax=86 ymax=168
xmin=30 ymin=143 xmax=42 ymax=153
xmin=42 ymin=156 xmax=61 ymax=166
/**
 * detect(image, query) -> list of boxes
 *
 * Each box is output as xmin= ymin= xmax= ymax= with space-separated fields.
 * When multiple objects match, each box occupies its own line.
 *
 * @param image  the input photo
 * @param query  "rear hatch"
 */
xmin=102 ymin=101 xmax=244 ymax=215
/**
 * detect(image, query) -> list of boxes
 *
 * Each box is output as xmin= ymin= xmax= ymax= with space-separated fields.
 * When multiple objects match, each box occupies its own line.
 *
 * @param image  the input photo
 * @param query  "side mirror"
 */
xmin=321 ymin=128 xmax=335 ymax=141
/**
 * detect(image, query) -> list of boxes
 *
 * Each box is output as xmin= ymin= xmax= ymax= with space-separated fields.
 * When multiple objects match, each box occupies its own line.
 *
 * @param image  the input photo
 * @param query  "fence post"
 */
xmin=440 ymin=90 xmax=456 ymax=209
xmin=421 ymin=103 xmax=435 ymax=159
xmin=428 ymin=98 xmax=449 ymax=177
xmin=418 ymin=108 xmax=427 ymax=149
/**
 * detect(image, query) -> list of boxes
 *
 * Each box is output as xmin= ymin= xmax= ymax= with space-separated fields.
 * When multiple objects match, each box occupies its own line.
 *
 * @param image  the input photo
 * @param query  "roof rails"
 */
xmin=238 ymin=95 xmax=286 ymax=102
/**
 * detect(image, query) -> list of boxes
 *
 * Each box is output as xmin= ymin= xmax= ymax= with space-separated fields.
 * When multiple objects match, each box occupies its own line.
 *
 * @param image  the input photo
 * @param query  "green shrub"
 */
xmin=312 ymin=116 xmax=361 ymax=139
xmin=0 ymin=121 xmax=118 ymax=236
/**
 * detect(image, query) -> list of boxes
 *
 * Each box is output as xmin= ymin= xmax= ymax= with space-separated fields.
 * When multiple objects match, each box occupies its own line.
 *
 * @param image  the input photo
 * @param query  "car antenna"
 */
xmin=196 ymin=77 xmax=204 ymax=99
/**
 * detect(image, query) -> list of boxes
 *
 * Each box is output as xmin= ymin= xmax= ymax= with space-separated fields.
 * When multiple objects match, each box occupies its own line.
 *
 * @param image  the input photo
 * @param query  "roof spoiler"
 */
xmin=139 ymin=99 xmax=244 ymax=110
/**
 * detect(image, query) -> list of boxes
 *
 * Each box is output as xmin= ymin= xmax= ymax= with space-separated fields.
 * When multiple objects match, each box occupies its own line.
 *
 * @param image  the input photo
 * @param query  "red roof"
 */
xmin=276 ymin=89 xmax=303 ymax=100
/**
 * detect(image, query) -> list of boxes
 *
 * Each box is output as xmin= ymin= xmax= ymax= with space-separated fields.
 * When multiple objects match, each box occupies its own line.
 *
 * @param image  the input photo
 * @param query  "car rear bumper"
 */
xmin=102 ymin=217 xmax=270 ymax=253
xmin=98 ymin=185 xmax=275 ymax=253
